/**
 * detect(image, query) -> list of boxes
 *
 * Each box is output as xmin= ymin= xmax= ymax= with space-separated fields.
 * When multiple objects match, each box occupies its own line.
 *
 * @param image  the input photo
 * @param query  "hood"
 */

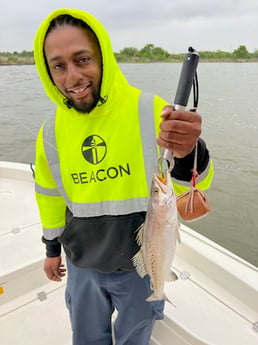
xmin=34 ymin=8 xmax=128 ymax=114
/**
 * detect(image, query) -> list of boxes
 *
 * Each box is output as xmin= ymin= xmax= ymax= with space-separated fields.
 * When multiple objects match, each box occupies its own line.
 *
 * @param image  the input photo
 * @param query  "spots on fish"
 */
xmin=132 ymin=170 xmax=179 ymax=301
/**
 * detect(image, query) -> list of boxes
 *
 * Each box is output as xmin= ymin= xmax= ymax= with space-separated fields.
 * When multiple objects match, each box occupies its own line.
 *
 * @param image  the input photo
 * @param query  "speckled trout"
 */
xmin=133 ymin=169 xmax=180 ymax=302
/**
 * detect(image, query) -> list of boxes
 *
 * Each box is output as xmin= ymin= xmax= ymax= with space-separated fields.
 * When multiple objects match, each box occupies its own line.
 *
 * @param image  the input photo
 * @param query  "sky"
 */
xmin=1 ymin=0 xmax=258 ymax=54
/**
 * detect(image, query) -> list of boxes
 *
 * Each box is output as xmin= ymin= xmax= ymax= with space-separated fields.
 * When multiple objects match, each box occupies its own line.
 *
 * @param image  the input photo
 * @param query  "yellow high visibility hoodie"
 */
xmin=34 ymin=9 xmax=213 ymax=271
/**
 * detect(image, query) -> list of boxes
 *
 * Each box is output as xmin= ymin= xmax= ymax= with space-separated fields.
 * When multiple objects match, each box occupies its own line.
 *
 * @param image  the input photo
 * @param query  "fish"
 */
xmin=132 ymin=169 xmax=180 ymax=302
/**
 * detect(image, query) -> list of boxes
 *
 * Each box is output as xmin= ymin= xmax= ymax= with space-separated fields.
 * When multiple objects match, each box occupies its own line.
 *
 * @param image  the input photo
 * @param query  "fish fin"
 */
xmin=176 ymin=221 xmax=181 ymax=244
xmin=166 ymin=270 xmax=178 ymax=282
xmin=132 ymin=250 xmax=147 ymax=278
xmin=135 ymin=223 xmax=144 ymax=246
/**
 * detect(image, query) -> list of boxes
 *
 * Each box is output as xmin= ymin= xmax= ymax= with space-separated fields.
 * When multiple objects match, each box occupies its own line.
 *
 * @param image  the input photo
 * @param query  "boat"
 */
xmin=0 ymin=161 xmax=257 ymax=345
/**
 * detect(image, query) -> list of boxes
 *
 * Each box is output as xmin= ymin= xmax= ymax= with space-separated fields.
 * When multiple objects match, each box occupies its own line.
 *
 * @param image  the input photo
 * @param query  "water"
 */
xmin=0 ymin=63 xmax=257 ymax=267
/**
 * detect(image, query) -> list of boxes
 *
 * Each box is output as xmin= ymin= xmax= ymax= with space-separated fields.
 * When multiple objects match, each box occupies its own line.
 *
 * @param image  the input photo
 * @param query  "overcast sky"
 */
xmin=1 ymin=0 xmax=258 ymax=54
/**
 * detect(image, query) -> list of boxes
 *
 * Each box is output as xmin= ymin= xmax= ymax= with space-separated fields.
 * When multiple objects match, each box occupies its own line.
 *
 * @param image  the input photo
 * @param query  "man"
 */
xmin=34 ymin=8 xmax=213 ymax=345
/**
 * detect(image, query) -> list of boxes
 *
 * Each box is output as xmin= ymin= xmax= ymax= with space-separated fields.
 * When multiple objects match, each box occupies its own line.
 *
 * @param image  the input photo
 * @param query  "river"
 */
xmin=0 ymin=62 xmax=257 ymax=267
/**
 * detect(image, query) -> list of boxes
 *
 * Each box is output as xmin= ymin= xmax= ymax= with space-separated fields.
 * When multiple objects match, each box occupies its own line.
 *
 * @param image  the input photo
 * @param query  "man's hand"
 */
xmin=44 ymin=256 xmax=66 ymax=282
xmin=156 ymin=105 xmax=202 ymax=158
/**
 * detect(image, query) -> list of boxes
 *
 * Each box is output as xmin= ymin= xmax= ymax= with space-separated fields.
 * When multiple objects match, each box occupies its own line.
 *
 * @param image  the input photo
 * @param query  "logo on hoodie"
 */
xmin=70 ymin=135 xmax=131 ymax=185
xmin=81 ymin=135 xmax=107 ymax=164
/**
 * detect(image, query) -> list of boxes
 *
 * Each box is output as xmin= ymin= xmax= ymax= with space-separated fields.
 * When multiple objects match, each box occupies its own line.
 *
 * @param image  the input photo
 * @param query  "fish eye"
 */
xmin=153 ymin=187 xmax=159 ymax=195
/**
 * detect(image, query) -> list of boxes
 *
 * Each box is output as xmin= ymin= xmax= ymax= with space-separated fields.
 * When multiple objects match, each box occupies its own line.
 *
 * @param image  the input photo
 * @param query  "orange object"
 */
xmin=157 ymin=175 xmax=168 ymax=185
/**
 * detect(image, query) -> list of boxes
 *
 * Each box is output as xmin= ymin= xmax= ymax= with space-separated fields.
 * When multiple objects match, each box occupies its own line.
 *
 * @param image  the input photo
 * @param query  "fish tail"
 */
xmin=146 ymin=292 xmax=176 ymax=308
xmin=146 ymin=292 xmax=161 ymax=302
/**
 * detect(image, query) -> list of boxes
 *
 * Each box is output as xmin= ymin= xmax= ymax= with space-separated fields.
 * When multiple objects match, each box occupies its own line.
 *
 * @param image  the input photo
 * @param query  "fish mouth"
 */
xmin=154 ymin=174 xmax=168 ymax=193
xmin=157 ymin=175 xmax=168 ymax=185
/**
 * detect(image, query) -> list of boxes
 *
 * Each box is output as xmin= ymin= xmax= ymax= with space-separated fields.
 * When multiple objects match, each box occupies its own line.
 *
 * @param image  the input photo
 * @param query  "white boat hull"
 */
xmin=0 ymin=161 xmax=257 ymax=345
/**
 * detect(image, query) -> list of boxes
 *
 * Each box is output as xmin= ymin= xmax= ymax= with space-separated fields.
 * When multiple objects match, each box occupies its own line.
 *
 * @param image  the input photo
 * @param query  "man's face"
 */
xmin=44 ymin=26 xmax=102 ymax=113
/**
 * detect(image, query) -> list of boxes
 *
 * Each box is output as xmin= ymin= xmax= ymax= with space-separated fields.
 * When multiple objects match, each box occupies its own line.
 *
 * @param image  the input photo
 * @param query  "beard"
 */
xmin=68 ymin=88 xmax=100 ymax=114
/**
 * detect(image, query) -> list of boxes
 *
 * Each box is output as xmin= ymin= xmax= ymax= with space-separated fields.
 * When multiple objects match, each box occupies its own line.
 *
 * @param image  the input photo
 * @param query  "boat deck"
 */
xmin=1 ymin=162 xmax=257 ymax=345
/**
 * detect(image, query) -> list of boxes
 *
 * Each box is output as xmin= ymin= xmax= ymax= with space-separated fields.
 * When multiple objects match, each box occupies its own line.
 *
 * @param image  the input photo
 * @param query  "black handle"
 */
xmin=174 ymin=47 xmax=199 ymax=107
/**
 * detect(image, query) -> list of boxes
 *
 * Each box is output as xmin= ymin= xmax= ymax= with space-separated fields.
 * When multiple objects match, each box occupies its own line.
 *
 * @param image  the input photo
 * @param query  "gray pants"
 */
xmin=65 ymin=259 xmax=165 ymax=345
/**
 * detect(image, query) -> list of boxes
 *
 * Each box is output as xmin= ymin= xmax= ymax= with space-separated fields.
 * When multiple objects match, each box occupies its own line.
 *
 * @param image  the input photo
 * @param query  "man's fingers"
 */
xmin=161 ymin=107 xmax=202 ymax=123
xmin=44 ymin=263 xmax=66 ymax=282
xmin=160 ymin=105 xmax=175 ymax=118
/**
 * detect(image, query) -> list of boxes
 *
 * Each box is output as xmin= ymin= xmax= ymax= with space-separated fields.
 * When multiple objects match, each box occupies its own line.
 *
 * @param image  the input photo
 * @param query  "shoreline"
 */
xmin=1 ymin=58 xmax=258 ymax=66
xmin=1 ymin=45 xmax=257 ymax=65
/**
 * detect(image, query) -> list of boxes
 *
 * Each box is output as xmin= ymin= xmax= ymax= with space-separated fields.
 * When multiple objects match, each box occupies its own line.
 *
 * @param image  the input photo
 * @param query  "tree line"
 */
xmin=115 ymin=44 xmax=258 ymax=62
xmin=0 ymin=45 xmax=257 ymax=65
xmin=0 ymin=50 xmax=34 ymax=65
